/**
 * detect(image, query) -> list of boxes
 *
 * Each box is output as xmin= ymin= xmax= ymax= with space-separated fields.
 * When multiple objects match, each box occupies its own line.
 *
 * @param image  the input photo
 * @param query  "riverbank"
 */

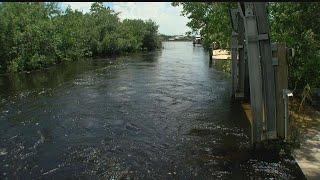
xmin=290 ymin=98 xmax=320 ymax=179
xmin=0 ymin=50 xmax=155 ymax=76
xmin=0 ymin=3 xmax=161 ymax=73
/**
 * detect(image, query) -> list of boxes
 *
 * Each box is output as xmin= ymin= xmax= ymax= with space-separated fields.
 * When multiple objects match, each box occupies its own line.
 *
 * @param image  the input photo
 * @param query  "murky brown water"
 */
xmin=0 ymin=42 xmax=304 ymax=179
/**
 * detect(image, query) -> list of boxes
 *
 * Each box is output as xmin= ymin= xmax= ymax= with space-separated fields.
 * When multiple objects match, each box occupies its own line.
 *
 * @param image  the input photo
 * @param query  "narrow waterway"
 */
xmin=0 ymin=42 xmax=304 ymax=179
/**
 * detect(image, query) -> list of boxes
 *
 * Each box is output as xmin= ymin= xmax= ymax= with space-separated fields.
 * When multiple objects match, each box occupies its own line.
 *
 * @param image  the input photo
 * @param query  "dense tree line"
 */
xmin=173 ymin=2 xmax=320 ymax=89
xmin=0 ymin=2 xmax=161 ymax=72
xmin=269 ymin=3 xmax=320 ymax=89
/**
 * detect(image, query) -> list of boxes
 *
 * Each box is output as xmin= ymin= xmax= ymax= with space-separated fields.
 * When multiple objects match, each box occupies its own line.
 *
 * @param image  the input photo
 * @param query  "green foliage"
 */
xmin=0 ymin=2 xmax=161 ymax=72
xmin=269 ymin=2 xmax=320 ymax=89
xmin=141 ymin=20 xmax=161 ymax=51
xmin=174 ymin=2 xmax=320 ymax=89
xmin=172 ymin=2 xmax=236 ymax=49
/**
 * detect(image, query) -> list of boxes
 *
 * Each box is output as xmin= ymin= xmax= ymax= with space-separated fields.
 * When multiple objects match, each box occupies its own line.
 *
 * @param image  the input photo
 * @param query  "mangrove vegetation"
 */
xmin=0 ymin=2 xmax=161 ymax=73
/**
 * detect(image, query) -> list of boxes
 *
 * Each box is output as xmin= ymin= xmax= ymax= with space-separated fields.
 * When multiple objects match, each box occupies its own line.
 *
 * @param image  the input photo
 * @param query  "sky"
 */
xmin=59 ymin=2 xmax=191 ymax=36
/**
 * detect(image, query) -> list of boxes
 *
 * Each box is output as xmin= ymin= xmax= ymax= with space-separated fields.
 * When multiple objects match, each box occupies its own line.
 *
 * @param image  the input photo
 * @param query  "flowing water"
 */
xmin=0 ymin=42 xmax=304 ymax=179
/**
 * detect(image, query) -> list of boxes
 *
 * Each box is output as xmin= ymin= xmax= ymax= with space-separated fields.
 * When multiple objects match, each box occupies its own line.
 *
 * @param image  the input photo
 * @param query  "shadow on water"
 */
xmin=0 ymin=58 xmax=125 ymax=98
xmin=0 ymin=42 xmax=305 ymax=179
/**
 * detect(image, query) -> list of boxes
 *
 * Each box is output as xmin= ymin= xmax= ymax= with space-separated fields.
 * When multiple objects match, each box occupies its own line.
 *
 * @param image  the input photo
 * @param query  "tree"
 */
xmin=0 ymin=2 xmax=161 ymax=72
xmin=172 ymin=2 xmax=236 ymax=49
xmin=269 ymin=2 xmax=320 ymax=89
xmin=174 ymin=2 xmax=320 ymax=89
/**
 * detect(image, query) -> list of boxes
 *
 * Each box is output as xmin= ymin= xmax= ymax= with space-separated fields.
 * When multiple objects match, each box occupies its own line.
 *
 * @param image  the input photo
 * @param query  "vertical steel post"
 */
xmin=283 ymin=89 xmax=293 ymax=140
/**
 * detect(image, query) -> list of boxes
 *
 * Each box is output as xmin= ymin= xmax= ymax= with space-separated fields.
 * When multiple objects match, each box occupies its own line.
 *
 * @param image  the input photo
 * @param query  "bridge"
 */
xmin=223 ymin=3 xmax=294 ymax=146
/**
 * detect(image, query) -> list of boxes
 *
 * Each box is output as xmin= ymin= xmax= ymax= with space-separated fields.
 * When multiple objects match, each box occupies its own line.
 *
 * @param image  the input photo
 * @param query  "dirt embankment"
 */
xmin=290 ymin=98 xmax=320 ymax=180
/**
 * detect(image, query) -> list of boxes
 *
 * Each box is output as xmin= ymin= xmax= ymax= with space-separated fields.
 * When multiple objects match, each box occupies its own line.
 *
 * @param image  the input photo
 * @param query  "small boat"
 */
xmin=193 ymin=36 xmax=202 ymax=46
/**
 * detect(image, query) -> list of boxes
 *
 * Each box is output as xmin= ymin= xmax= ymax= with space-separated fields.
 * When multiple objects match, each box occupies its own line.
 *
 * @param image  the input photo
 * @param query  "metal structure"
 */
xmin=229 ymin=2 xmax=292 ymax=145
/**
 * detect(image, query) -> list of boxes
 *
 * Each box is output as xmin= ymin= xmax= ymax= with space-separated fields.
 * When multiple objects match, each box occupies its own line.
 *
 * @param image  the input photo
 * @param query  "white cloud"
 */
xmin=60 ymin=2 xmax=190 ymax=35
xmin=112 ymin=2 xmax=190 ymax=35
xmin=61 ymin=2 xmax=94 ymax=13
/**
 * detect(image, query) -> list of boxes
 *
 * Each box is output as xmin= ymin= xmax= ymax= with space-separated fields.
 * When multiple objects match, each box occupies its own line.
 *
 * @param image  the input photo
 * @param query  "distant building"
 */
xmin=174 ymin=35 xmax=184 ymax=40
xmin=167 ymin=35 xmax=191 ymax=41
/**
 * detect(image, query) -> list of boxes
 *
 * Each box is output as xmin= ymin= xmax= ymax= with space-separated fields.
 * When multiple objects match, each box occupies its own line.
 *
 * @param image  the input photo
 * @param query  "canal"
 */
xmin=0 ymin=42 xmax=304 ymax=179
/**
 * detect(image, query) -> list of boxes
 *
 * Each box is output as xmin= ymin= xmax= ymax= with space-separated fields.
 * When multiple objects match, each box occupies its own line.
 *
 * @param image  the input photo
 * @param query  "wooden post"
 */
xmin=237 ymin=13 xmax=245 ymax=99
xmin=273 ymin=43 xmax=288 ymax=139
xmin=209 ymin=44 xmax=213 ymax=67
xmin=230 ymin=9 xmax=239 ymax=99
xmin=244 ymin=43 xmax=250 ymax=100
xmin=238 ymin=5 xmax=250 ymax=100
xmin=254 ymin=2 xmax=277 ymax=139
xmin=243 ymin=3 xmax=265 ymax=143
xmin=231 ymin=32 xmax=238 ymax=98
